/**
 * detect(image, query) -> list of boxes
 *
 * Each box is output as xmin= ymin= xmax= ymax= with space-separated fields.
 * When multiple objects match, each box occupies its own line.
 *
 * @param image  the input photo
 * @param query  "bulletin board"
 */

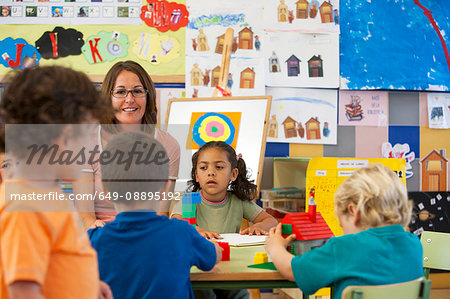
xmin=165 ymin=96 xmax=271 ymax=192
xmin=305 ymin=157 xmax=406 ymax=236
xmin=0 ymin=0 xmax=187 ymax=82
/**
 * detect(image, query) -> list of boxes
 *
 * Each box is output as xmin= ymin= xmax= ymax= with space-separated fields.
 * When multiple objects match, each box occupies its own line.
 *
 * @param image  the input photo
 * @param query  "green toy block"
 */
xmin=182 ymin=203 xmax=196 ymax=213
xmin=282 ymin=223 xmax=293 ymax=235
xmin=182 ymin=210 xmax=196 ymax=218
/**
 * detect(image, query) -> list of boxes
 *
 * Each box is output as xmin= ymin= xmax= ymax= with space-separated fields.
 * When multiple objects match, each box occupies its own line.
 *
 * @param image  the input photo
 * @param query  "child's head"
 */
xmin=0 ymin=65 xmax=112 ymax=159
xmin=188 ymin=141 xmax=257 ymax=201
xmin=101 ymin=131 xmax=169 ymax=208
xmin=334 ymin=163 xmax=411 ymax=233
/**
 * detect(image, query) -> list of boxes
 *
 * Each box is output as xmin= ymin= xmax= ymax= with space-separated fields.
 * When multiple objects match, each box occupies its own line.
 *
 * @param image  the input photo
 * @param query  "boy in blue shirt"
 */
xmin=88 ymin=131 xmax=221 ymax=299
xmin=265 ymin=163 xmax=423 ymax=299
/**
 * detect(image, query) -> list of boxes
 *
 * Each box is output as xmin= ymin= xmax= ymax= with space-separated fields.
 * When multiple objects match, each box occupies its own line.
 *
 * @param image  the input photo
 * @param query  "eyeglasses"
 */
xmin=111 ymin=88 xmax=148 ymax=98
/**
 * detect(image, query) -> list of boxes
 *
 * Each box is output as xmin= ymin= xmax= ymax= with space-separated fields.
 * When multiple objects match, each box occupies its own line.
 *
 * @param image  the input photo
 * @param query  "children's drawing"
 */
xmin=265 ymin=0 xmax=339 ymax=32
xmin=133 ymin=33 xmax=179 ymax=64
xmin=286 ymin=55 xmax=301 ymax=76
xmin=340 ymin=0 xmax=450 ymax=90
xmin=427 ymin=93 xmax=450 ymax=129
xmin=189 ymin=112 xmax=241 ymax=150
xmin=339 ymin=90 xmax=388 ymax=126
xmin=0 ymin=37 xmax=41 ymax=69
xmin=265 ymin=32 xmax=339 ymax=88
xmin=186 ymin=0 xmax=264 ymax=97
xmin=308 ymin=55 xmax=323 ymax=77
xmin=81 ymin=31 xmax=129 ymax=64
xmin=267 ymin=115 xmax=278 ymax=138
xmin=420 ymin=149 xmax=448 ymax=191
xmin=382 ymin=142 xmax=415 ymax=179
xmin=140 ymin=0 xmax=189 ymax=32
xmin=190 ymin=63 xmax=203 ymax=86
xmin=267 ymin=87 xmax=337 ymax=145
xmin=345 ymin=95 xmax=363 ymax=121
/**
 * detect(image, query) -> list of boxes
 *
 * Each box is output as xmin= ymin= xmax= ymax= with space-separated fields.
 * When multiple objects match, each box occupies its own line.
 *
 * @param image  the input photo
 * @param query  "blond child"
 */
xmin=265 ymin=163 xmax=423 ymax=299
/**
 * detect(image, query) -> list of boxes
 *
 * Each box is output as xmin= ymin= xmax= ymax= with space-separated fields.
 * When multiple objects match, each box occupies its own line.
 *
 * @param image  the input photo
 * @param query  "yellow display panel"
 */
xmin=306 ymin=157 xmax=406 ymax=236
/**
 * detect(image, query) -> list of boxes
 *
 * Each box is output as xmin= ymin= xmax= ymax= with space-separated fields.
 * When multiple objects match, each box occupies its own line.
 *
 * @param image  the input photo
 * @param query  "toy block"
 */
xmin=183 ymin=217 xmax=196 ymax=225
xmin=282 ymin=223 xmax=293 ymax=235
xmin=253 ymin=252 xmax=268 ymax=264
xmin=182 ymin=210 xmax=196 ymax=218
xmin=182 ymin=203 xmax=196 ymax=212
xmin=217 ymin=241 xmax=230 ymax=261
xmin=182 ymin=192 xmax=201 ymax=204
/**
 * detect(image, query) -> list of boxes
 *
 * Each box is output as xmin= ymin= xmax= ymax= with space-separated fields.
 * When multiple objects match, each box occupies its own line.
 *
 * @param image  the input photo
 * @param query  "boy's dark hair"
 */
xmin=0 ymin=66 xmax=113 ymax=155
xmin=188 ymin=141 xmax=257 ymax=201
xmin=101 ymin=131 xmax=169 ymax=205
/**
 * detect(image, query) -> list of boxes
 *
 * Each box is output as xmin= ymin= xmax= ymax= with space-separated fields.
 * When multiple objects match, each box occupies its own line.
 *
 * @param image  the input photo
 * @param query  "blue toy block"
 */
xmin=182 ymin=192 xmax=201 ymax=204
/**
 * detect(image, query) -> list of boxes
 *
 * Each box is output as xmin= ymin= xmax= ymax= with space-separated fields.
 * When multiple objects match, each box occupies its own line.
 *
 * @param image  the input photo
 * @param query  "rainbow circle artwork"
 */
xmin=192 ymin=112 xmax=236 ymax=147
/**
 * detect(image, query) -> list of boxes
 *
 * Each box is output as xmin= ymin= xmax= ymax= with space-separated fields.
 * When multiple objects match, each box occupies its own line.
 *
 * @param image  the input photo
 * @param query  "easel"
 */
xmin=212 ymin=27 xmax=233 ymax=97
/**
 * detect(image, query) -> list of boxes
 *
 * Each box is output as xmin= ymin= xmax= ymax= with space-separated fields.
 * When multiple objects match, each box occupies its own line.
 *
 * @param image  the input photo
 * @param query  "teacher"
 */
xmin=74 ymin=61 xmax=180 ymax=229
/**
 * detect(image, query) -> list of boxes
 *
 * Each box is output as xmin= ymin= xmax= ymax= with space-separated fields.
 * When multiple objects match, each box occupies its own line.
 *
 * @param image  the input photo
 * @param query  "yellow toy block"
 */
xmin=253 ymin=252 xmax=268 ymax=264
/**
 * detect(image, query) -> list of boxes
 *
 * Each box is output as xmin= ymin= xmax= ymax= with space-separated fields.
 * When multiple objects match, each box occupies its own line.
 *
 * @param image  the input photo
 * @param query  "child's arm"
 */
xmin=171 ymin=213 xmax=221 ymax=239
xmin=212 ymin=241 xmax=223 ymax=264
xmin=241 ymin=210 xmax=278 ymax=235
xmin=265 ymin=223 xmax=297 ymax=281
xmin=8 ymin=281 xmax=44 ymax=299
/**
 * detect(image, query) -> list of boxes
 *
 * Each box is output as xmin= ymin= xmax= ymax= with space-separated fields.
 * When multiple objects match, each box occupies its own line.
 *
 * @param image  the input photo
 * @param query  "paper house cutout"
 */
xmin=190 ymin=63 xmax=203 ymax=86
xmin=296 ymin=0 xmax=309 ymax=19
xmin=197 ymin=29 xmax=209 ymax=51
xmin=305 ymin=117 xmax=321 ymax=140
xmin=286 ymin=55 xmax=301 ymax=77
xmin=420 ymin=149 xmax=448 ymax=191
xmin=308 ymin=55 xmax=323 ymax=77
xmin=319 ymin=1 xmax=333 ymax=23
xmin=240 ymin=67 xmax=255 ymax=88
xmin=282 ymin=116 xmax=298 ymax=138
xmin=278 ymin=0 xmax=289 ymax=22
xmin=269 ymin=51 xmax=281 ymax=72
xmin=211 ymin=65 xmax=221 ymax=87
xmin=238 ymin=27 xmax=253 ymax=50
xmin=268 ymin=115 xmax=278 ymax=138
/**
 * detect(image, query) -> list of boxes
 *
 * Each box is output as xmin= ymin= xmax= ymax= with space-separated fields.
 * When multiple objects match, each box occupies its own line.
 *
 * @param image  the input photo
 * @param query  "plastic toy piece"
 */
xmin=217 ymin=242 xmax=230 ymax=261
xmin=280 ymin=188 xmax=334 ymax=255
xmin=182 ymin=192 xmax=201 ymax=226
xmin=182 ymin=192 xmax=201 ymax=204
xmin=253 ymin=252 xmax=268 ymax=264
xmin=185 ymin=217 xmax=196 ymax=225
xmin=248 ymin=262 xmax=276 ymax=271
xmin=281 ymin=224 xmax=293 ymax=235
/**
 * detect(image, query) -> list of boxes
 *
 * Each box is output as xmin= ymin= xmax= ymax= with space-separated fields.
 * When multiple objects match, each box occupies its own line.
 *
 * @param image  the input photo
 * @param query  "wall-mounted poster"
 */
xmin=266 ymin=87 xmax=337 ymax=144
xmin=338 ymin=90 xmax=388 ymax=126
xmin=340 ymin=0 xmax=450 ymax=90
xmin=262 ymin=0 xmax=340 ymax=33
xmin=264 ymin=32 xmax=339 ymax=88
xmin=185 ymin=0 xmax=265 ymax=98
xmin=427 ymin=92 xmax=450 ymax=129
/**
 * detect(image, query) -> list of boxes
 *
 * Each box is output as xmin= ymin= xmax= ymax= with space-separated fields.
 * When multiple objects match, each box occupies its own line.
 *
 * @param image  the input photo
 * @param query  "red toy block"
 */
xmin=183 ymin=217 xmax=196 ymax=225
xmin=217 ymin=241 xmax=230 ymax=261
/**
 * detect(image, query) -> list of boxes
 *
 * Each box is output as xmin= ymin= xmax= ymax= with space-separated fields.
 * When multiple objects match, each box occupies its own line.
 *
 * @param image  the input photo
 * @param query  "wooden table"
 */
xmin=190 ymin=245 xmax=298 ymax=290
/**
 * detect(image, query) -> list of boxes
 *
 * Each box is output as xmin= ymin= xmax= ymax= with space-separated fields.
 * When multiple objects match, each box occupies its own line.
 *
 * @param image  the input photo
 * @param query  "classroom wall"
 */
xmin=262 ymin=90 xmax=450 ymax=192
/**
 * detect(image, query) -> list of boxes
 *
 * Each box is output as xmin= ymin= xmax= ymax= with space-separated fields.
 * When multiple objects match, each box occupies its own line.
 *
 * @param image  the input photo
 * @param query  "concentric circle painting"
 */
xmin=188 ymin=112 xmax=241 ymax=149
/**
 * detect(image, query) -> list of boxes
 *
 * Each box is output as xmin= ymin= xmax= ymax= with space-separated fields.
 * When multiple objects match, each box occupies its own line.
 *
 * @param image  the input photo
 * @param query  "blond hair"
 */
xmin=334 ymin=163 xmax=412 ymax=228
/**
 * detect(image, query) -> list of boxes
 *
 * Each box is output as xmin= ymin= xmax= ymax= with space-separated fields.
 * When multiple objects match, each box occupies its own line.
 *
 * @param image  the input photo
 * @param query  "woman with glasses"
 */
xmin=74 ymin=60 xmax=180 ymax=229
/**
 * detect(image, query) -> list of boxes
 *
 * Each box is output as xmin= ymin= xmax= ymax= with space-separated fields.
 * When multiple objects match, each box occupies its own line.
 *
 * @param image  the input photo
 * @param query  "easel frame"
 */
xmin=165 ymin=96 xmax=272 ymax=194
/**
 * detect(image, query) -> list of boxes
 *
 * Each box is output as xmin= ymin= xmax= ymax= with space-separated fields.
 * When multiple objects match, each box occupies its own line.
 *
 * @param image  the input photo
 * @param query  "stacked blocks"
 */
xmin=217 ymin=241 xmax=230 ymax=261
xmin=181 ymin=192 xmax=201 ymax=226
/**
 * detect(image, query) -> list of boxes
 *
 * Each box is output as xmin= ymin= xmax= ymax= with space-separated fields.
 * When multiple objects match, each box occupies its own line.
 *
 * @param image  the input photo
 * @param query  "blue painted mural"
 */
xmin=340 ymin=0 xmax=450 ymax=91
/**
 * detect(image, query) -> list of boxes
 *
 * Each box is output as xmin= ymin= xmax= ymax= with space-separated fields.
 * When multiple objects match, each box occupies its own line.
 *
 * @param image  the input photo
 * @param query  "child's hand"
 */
xmin=99 ymin=280 xmax=113 ymax=299
xmin=240 ymin=225 xmax=268 ymax=236
xmin=196 ymin=226 xmax=221 ymax=240
xmin=265 ymin=223 xmax=296 ymax=253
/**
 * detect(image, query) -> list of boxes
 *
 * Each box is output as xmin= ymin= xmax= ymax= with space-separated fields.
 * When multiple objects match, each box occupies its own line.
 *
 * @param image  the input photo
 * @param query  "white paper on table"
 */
xmin=216 ymin=233 xmax=267 ymax=247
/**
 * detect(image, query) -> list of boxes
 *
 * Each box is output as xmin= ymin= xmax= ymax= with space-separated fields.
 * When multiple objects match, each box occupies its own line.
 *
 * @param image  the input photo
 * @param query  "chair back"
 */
xmin=420 ymin=231 xmax=450 ymax=278
xmin=341 ymin=277 xmax=431 ymax=299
